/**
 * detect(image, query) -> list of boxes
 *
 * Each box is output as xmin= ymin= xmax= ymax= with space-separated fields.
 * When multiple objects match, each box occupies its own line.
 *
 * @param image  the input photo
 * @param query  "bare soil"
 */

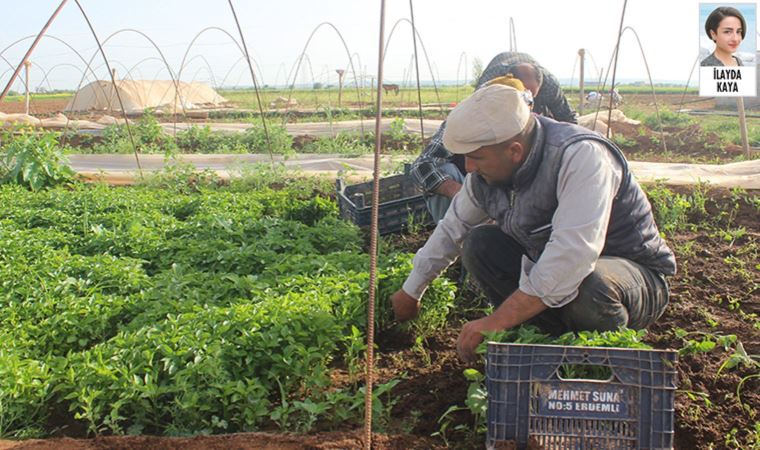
xmin=0 ymin=99 xmax=70 ymax=116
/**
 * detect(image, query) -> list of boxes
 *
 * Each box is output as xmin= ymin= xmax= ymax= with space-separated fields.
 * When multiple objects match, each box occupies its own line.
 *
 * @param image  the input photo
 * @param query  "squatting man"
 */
xmin=410 ymin=51 xmax=578 ymax=223
xmin=389 ymin=84 xmax=676 ymax=362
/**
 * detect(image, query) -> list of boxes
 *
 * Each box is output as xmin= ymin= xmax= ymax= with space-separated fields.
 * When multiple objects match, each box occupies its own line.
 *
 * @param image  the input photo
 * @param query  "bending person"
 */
xmin=391 ymin=85 xmax=676 ymax=362
xmin=411 ymin=52 xmax=577 ymax=223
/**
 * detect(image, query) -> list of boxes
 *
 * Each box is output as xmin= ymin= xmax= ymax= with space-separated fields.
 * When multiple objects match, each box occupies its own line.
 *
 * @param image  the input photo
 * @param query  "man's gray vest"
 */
xmin=471 ymin=116 xmax=676 ymax=275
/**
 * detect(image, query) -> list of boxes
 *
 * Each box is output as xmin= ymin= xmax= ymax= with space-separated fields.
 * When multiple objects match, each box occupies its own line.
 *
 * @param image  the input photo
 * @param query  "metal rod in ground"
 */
xmin=24 ymin=60 xmax=31 ymax=115
xmin=606 ymin=0 xmax=628 ymax=140
xmin=737 ymin=97 xmax=750 ymax=157
xmin=409 ymin=0 xmax=425 ymax=143
xmin=622 ymin=26 xmax=667 ymax=154
xmin=73 ymin=0 xmax=143 ymax=178
xmin=227 ymin=0 xmax=275 ymax=166
xmin=364 ymin=1 xmax=386 ymax=448
xmin=678 ymin=54 xmax=700 ymax=113
xmin=578 ymin=48 xmax=585 ymax=117
xmin=0 ymin=0 xmax=68 ymax=102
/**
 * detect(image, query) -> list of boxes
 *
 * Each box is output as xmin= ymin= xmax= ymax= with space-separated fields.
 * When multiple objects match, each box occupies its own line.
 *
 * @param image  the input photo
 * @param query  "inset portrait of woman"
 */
xmin=701 ymin=6 xmax=746 ymax=66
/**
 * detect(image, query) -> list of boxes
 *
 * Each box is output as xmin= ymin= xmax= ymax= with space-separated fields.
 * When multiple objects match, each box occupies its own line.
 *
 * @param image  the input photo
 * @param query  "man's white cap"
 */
xmin=442 ymin=84 xmax=530 ymax=155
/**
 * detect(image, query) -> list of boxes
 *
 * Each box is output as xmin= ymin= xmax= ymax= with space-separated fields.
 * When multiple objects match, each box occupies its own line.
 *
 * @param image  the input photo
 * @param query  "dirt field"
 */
xmin=0 ymin=99 xmax=70 ymax=116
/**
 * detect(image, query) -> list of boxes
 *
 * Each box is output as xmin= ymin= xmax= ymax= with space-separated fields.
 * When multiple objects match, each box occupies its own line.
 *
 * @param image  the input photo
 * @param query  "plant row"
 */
xmin=0 ymin=182 xmax=456 ymax=437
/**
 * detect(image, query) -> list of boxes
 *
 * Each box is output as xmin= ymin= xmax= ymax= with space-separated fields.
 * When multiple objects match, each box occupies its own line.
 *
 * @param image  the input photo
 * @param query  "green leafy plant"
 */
xmin=718 ymin=341 xmax=759 ymax=375
xmin=0 ymin=180 xmax=458 ymax=437
xmin=0 ymin=127 xmax=76 ymax=190
xmin=301 ymin=132 xmax=372 ymax=155
xmin=388 ymin=117 xmax=406 ymax=140
xmin=644 ymin=182 xmax=695 ymax=233
xmin=642 ymin=108 xmax=694 ymax=129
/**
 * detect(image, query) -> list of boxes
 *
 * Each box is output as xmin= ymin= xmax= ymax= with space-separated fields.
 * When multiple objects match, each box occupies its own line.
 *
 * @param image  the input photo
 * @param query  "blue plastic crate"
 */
xmin=486 ymin=343 xmax=677 ymax=450
xmin=336 ymin=168 xmax=432 ymax=235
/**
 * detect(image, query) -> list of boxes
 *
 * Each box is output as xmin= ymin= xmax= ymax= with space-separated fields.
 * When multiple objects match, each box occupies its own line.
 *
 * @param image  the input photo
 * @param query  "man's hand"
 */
xmin=435 ymin=179 xmax=462 ymax=199
xmin=456 ymin=290 xmax=548 ymax=362
xmin=390 ymin=289 xmax=420 ymax=322
xmin=456 ymin=315 xmax=505 ymax=362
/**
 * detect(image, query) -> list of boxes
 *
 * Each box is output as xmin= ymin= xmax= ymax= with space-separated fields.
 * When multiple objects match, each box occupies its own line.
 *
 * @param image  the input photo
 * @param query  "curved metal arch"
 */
xmin=272 ymin=62 xmax=288 ymax=88
xmin=282 ymin=21 xmax=364 ymax=133
xmin=587 ymin=25 xmax=667 ymax=152
xmin=216 ymin=55 xmax=266 ymax=90
xmin=455 ymin=51 xmax=468 ymax=103
xmin=279 ymin=53 xmax=323 ymax=126
xmin=176 ymin=27 xmax=247 ymax=86
xmin=382 ymin=18 xmax=442 ymax=112
xmin=122 ymin=57 xmax=163 ymax=82
xmin=27 ymin=60 xmax=60 ymax=93
xmin=91 ymin=60 xmax=139 ymax=81
xmin=70 ymin=28 xmax=187 ymax=118
xmin=37 ymin=63 xmax=89 ymax=92
xmin=132 ymin=58 xmax=178 ymax=108
xmin=0 ymin=68 xmax=13 ymax=81
xmin=509 ymin=17 xmax=517 ymax=52
xmin=175 ymin=26 xmax=255 ymax=126
xmin=0 ymin=55 xmax=15 ymax=71
xmin=619 ymin=26 xmax=666 ymax=152
xmin=2 ymin=60 xmax=57 ymax=110
xmin=677 ymin=54 xmax=701 ymax=113
xmin=182 ymin=54 xmax=218 ymax=88
xmin=302 ymin=54 xmax=325 ymax=125
xmin=583 ymin=49 xmax=604 ymax=82
xmin=218 ymin=56 xmax=247 ymax=88
xmin=188 ymin=65 xmax=215 ymax=86
xmin=349 ymin=52 xmax=364 ymax=89
xmin=70 ymin=0 xmax=143 ymax=176
xmin=1 ymin=34 xmax=110 ymax=102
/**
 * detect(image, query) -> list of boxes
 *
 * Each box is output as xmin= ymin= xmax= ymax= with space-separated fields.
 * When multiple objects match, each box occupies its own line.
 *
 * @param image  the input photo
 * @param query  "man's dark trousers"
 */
xmin=461 ymin=225 xmax=670 ymax=335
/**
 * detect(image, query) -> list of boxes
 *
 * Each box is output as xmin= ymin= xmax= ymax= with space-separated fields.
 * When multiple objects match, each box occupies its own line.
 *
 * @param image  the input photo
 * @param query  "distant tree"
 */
xmin=471 ymin=57 xmax=483 ymax=88
xmin=312 ymin=82 xmax=324 ymax=90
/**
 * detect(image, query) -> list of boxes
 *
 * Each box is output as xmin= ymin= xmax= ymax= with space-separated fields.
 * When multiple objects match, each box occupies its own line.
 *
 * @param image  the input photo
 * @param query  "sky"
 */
xmin=2 ymin=0 xmax=759 ymax=92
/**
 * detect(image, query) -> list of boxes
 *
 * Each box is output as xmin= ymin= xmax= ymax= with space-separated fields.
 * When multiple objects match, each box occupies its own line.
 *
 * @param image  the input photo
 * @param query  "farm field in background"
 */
xmin=3 ymin=87 xmax=759 ymax=165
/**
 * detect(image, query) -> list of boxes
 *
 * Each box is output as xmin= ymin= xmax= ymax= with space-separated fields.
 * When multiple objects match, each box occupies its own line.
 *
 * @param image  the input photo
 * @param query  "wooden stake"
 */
xmin=737 ymin=97 xmax=750 ymax=158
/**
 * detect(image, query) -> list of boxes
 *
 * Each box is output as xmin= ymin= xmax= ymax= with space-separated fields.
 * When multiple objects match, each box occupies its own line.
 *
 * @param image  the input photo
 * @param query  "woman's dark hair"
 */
xmin=705 ymin=7 xmax=747 ymax=41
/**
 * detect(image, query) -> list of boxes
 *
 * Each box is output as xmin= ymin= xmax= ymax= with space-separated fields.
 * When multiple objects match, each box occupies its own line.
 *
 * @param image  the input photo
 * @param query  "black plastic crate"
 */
xmin=486 ymin=343 xmax=677 ymax=450
xmin=336 ymin=169 xmax=432 ymax=235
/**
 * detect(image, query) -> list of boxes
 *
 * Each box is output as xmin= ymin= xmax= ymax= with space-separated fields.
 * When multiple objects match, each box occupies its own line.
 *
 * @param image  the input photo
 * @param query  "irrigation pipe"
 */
xmin=364 ymin=1 xmax=386 ymax=448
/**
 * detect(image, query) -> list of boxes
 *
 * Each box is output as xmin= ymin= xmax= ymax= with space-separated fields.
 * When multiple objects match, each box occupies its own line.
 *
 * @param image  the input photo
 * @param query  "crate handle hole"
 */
xmin=557 ymin=363 xmax=613 ymax=381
